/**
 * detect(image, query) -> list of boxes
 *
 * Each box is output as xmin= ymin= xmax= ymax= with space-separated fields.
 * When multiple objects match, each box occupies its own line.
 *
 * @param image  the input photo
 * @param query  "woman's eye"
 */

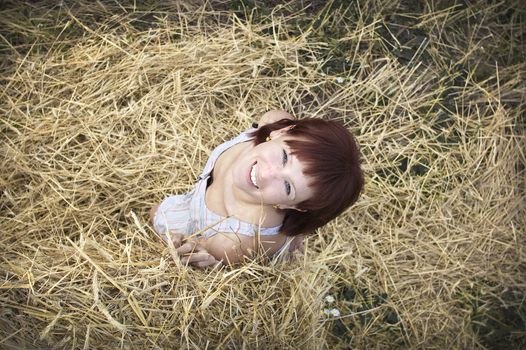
xmin=284 ymin=181 xmax=291 ymax=196
xmin=282 ymin=149 xmax=288 ymax=165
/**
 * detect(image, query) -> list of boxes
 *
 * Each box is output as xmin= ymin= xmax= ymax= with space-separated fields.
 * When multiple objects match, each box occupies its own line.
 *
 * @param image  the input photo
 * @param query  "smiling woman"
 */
xmin=150 ymin=110 xmax=364 ymax=267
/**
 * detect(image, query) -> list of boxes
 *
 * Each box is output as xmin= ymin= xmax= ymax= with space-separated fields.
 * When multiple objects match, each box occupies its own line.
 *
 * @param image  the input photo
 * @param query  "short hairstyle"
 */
xmin=250 ymin=118 xmax=364 ymax=236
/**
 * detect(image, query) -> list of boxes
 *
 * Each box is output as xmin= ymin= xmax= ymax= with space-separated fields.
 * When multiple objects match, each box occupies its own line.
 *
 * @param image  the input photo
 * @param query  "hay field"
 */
xmin=1 ymin=1 xmax=524 ymax=349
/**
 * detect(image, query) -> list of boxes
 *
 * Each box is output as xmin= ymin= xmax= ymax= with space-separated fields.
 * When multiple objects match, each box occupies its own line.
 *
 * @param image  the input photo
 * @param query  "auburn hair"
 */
xmin=250 ymin=118 xmax=364 ymax=236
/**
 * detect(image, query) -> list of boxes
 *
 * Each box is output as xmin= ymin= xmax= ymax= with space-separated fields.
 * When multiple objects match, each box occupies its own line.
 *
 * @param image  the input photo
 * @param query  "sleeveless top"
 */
xmin=153 ymin=128 xmax=287 ymax=242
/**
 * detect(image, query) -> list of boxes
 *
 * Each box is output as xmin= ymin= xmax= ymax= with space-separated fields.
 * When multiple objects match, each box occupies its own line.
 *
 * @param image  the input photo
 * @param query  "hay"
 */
xmin=1 ymin=0 xmax=525 ymax=349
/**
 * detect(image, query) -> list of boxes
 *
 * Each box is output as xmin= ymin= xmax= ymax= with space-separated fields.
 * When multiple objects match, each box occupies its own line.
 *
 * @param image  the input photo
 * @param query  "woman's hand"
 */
xmin=258 ymin=110 xmax=294 ymax=127
xmin=168 ymin=231 xmax=185 ymax=248
xmin=174 ymin=235 xmax=223 ymax=268
xmin=288 ymin=234 xmax=304 ymax=253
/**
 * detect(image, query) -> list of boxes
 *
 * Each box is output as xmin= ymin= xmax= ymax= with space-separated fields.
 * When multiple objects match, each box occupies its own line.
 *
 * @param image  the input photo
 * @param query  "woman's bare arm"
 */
xmin=201 ymin=232 xmax=289 ymax=265
xmin=177 ymin=231 xmax=304 ymax=267
xmin=152 ymin=204 xmax=303 ymax=267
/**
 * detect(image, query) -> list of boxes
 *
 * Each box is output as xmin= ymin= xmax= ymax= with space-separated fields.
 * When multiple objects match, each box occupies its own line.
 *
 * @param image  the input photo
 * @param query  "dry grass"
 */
xmin=1 ymin=0 xmax=525 ymax=349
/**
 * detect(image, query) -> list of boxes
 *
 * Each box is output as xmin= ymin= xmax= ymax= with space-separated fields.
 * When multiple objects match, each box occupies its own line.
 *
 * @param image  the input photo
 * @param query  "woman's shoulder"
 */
xmin=258 ymin=110 xmax=294 ymax=127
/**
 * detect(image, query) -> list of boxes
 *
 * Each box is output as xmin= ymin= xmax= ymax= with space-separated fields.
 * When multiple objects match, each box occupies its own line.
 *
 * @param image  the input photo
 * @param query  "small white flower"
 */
xmin=335 ymin=77 xmax=344 ymax=84
xmin=329 ymin=308 xmax=341 ymax=317
xmin=322 ymin=307 xmax=341 ymax=317
xmin=324 ymin=295 xmax=335 ymax=304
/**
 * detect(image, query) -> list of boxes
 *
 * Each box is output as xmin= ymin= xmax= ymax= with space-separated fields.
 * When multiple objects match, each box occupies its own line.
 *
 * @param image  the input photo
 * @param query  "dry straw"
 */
xmin=1 ymin=1 xmax=525 ymax=349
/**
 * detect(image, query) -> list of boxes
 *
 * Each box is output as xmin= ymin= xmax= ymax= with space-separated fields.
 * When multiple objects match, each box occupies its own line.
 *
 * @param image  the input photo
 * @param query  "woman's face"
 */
xmin=232 ymin=127 xmax=314 ymax=210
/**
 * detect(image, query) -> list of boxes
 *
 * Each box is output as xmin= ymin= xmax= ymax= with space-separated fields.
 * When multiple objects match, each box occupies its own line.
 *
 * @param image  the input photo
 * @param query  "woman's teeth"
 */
xmin=250 ymin=163 xmax=259 ymax=188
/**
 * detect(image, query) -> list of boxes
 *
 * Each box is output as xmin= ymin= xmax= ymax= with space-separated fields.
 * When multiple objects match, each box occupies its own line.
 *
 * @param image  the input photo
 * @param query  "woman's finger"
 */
xmin=176 ymin=241 xmax=197 ymax=255
xmin=195 ymin=255 xmax=223 ymax=268
xmin=169 ymin=232 xmax=185 ymax=247
xmin=195 ymin=244 xmax=210 ymax=253
xmin=180 ymin=252 xmax=213 ymax=264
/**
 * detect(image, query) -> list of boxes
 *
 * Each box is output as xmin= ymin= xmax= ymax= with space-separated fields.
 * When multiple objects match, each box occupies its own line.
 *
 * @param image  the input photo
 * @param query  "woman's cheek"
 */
xmin=261 ymin=188 xmax=277 ymax=203
xmin=271 ymin=190 xmax=287 ymax=204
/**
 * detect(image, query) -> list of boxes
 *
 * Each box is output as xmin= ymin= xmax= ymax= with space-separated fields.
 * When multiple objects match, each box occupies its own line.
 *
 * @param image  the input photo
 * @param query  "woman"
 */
xmin=150 ymin=110 xmax=363 ymax=267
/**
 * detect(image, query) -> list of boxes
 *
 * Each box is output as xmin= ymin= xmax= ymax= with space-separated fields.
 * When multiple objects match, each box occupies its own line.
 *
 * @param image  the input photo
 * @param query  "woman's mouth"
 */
xmin=249 ymin=162 xmax=259 ymax=188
